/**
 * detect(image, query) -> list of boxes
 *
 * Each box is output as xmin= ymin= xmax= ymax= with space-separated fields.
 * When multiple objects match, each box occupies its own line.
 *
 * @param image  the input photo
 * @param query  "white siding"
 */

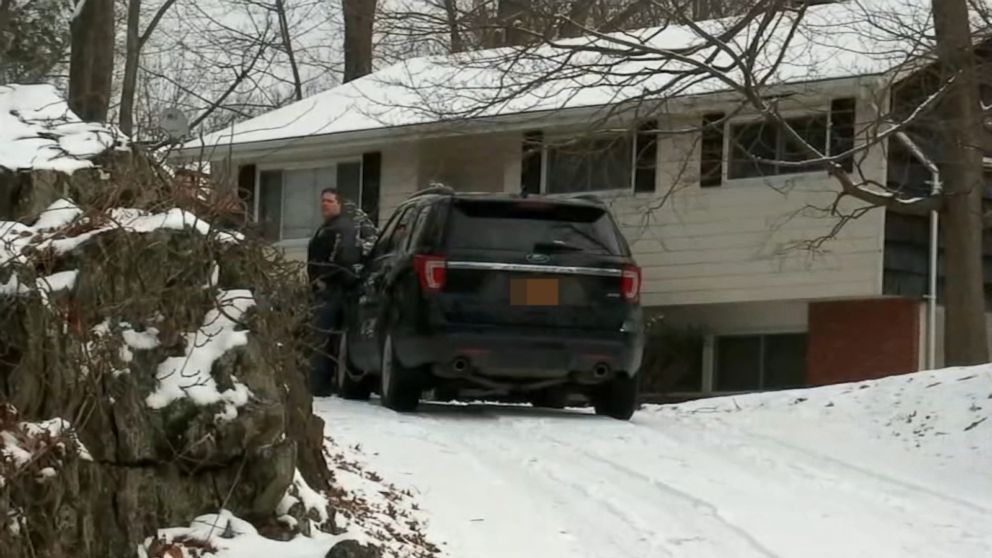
xmin=417 ymin=134 xmax=519 ymax=193
xmin=609 ymin=101 xmax=887 ymax=307
xmin=378 ymin=145 xmax=422 ymax=221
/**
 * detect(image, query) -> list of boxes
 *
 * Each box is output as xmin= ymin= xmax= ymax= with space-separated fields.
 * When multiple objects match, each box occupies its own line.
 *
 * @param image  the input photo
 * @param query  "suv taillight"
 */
xmin=621 ymin=264 xmax=641 ymax=302
xmin=414 ymin=255 xmax=447 ymax=292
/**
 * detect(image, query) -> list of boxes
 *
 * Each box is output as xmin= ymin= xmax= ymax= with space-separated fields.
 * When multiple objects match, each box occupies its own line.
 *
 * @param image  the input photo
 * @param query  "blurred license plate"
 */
xmin=510 ymin=278 xmax=559 ymax=306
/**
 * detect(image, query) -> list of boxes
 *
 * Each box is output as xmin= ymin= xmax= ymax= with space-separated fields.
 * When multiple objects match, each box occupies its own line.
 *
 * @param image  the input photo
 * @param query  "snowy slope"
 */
xmin=316 ymin=365 xmax=992 ymax=558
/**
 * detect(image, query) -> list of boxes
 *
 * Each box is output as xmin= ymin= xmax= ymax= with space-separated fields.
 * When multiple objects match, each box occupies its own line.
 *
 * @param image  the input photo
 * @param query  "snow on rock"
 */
xmin=82 ymin=320 xmax=161 ymax=378
xmin=277 ymin=469 xmax=333 ymax=527
xmin=145 ymin=289 xmax=255 ymax=420
xmin=138 ymin=510 xmax=344 ymax=558
xmin=0 ymin=406 xmax=92 ymax=491
xmin=1 ymin=199 xmax=241 ymax=266
xmin=32 ymin=198 xmax=83 ymax=231
xmin=0 ymin=84 xmax=125 ymax=173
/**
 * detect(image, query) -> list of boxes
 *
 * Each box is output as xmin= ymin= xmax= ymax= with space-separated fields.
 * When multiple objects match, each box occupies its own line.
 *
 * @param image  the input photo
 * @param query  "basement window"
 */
xmin=714 ymin=333 xmax=807 ymax=391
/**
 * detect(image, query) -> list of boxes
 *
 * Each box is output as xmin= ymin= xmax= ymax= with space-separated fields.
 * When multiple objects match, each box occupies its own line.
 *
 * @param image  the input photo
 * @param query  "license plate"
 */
xmin=510 ymin=278 xmax=559 ymax=306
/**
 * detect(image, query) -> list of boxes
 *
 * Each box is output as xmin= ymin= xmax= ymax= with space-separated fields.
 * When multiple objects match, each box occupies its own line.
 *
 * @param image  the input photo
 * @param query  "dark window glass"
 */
xmin=763 ymin=334 xmax=807 ymax=389
xmin=337 ymin=161 xmax=362 ymax=206
xmin=729 ymin=121 xmax=777 ymax=179
xmin=781 ymin=115 xmax=828 ymax=172
xmin=715 ymin=335 xmax=762 ymax=391
xmin=258 ymin=170 xmax=282 ymax=241
xmin=830 ymin=98 xmax=856 ymax=172
xmin=715 ymin=333 xmax=808 ymax=391
xmin=700 ymin=112 xmax=725 ymax=187
xmin=727 ymin=113 xmax=832 ymax=179
xmin=445 ymin=200 xmax=625 ymax=256
xmin=547 ymin=136 xmax=632 ymax=193
xmin=634 ymin=120 xmax=658 ymax=193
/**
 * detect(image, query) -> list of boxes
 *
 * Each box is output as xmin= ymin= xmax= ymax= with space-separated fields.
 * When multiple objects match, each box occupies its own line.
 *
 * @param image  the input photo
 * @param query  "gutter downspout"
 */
xmin=894 ymin=131 xmax=942 ymax=370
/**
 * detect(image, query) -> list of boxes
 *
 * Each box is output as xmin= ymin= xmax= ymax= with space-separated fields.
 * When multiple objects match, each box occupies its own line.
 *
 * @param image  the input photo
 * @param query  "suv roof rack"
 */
xmin=407 ymin=184 xmax=456 ymax=200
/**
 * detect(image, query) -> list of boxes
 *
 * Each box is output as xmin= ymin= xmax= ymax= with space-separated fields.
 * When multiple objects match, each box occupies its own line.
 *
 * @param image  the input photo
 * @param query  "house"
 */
xmin=175 ymin=0 xmax=992 ymax=397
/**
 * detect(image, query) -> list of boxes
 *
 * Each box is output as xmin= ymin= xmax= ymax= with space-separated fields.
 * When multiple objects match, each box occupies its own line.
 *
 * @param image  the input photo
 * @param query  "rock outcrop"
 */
xmin=0 ymin=157 xmax=334 ymax=557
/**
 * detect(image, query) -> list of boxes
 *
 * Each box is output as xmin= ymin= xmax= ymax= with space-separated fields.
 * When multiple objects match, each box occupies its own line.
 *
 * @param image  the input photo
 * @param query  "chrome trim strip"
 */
xmin=447 ymin=261 xmax=623 ymax=277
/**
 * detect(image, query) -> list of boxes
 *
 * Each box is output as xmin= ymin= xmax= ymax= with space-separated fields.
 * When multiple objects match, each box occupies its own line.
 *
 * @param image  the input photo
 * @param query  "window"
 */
xmin=728 ymin=114 xmax=828 ymax=179
xmin=714 ymin=333 xmax=807 ymax=391
xmin=547 ymin=136 xmax=632 ymax=194
xmin=445 ymin=199 xmax=625 ymax=256
xmin=255 ymin=161 xmax=363 ymax=241
xmin=373 ymin=205 xmax=418 ymax=257
xmin=700 ymin=112 xmax=725 ymax=187
xmin=634 ymin=120 xmax=658 ymax=193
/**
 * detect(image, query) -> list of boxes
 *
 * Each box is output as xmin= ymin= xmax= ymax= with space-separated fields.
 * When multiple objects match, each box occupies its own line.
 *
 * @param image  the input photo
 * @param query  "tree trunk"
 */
xmin=69 ymin=0 xmax=115 ymax=122
xmin=275 ymin=0 xmax=303 ymax=100
xmin=933 ymin=0 xmax=989 ymax=365
xmin=558 ymin=0 xmax=596 ymax=38
xmin=342 ymin=0 xmax=376 ymax=83
xmin=496 ymin=0 xmax=526 ymax=46
xmin=119 ymin=0 xmax=142 ymax=137
xmin=442 ymin=0 xmax=464 ymax=53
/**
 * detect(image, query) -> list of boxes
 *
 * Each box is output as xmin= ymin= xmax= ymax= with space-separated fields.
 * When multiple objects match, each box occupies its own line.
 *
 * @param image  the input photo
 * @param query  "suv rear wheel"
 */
xmin=593 ymin=374 xmax=638 ymax=420
xmin=336 ymin=332 xmax=371 ymax=401
xmin=380 ymin=334 xmax=422 ymax=412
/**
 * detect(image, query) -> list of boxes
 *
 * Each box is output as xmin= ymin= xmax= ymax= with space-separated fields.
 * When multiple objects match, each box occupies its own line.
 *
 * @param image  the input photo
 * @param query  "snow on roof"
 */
xmin=0 ymin=84 xmax=126 ymax=173
xmin=187 ymin=0 xmax=959 ymax=151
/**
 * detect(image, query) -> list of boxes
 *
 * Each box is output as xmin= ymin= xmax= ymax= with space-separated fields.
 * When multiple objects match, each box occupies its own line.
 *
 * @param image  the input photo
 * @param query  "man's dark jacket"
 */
xmin=307 ymin=213 xmax=360 ymax=297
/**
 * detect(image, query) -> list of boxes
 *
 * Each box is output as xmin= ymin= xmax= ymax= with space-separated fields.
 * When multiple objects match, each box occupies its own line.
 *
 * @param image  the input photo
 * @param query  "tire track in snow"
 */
xmin=414 ymin=411 xmax=645 ymax=558
xmin=505 ymin=417 xmax=782 ymax=558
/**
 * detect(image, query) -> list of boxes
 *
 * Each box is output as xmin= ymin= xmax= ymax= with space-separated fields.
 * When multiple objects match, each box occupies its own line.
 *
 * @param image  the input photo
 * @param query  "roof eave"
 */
xmin=172 ymin=73 xmax=884 ymax=164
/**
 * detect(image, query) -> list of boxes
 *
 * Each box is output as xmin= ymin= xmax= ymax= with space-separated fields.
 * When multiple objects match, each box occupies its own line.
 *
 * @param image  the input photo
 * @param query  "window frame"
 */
xmin=721 ymin=106 xmax=839 ymax=184
xmin=710 ymin=331 xmax=808 ymax=393
xmin=253 ymin=158 xmax=364 ymax=246
xmin=539 ymin=130 xmax=640 ymax=196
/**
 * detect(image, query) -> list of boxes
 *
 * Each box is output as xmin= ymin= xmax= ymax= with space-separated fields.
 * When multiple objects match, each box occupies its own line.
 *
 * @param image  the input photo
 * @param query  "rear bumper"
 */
xmin=393 ymin=326 xmax=644 ymax=381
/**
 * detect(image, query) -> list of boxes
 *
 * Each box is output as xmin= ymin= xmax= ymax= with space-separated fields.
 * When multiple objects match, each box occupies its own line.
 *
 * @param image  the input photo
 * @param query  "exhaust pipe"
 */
xmin=452 ymin=357 xmax=471 ymax=374
xmin=593 ymin=363 xmax=611 ymax=378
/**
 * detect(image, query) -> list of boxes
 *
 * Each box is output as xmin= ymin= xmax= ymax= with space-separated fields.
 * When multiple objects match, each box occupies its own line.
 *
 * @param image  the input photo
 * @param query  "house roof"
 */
xmin=0 ymin=85 xmax=125 ymax=174
xmin=182 ymin=0 xmax=977 ymax=157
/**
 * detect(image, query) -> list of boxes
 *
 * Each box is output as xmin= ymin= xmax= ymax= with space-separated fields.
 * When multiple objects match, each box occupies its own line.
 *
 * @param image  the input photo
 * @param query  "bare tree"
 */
xmin=343 ymin=0 xmax=377 ymax=82
xmin=119 ymin=0 xmax=180 ymax=136
xmin=275 ymin=0 xmax=304 ymax=100
xmin=0 ymin=0 xmax=72 ymax=83
xmin=931 ymin=0 xmax=989 ymax=364
xmin=69 ymin=0 xmax=116 ymax=121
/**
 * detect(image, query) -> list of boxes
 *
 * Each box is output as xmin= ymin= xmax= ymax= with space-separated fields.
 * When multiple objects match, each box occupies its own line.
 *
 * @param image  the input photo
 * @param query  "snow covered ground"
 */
xmin=316 ymin=365 xmax=992 ymax=558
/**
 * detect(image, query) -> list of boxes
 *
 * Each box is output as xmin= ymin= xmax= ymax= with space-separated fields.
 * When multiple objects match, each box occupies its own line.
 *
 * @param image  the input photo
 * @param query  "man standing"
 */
xmin=308 ymin=188 xmax=360 ymax=396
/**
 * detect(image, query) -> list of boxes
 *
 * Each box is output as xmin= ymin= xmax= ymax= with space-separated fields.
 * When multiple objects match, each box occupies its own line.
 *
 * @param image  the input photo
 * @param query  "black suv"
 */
xmin=335 ymin=187 xmax=644 ymax=420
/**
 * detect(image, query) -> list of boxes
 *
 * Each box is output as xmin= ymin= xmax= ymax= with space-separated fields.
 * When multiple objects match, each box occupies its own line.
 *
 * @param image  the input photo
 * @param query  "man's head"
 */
xmin=320 ymin=188 xmax=342 ymax=220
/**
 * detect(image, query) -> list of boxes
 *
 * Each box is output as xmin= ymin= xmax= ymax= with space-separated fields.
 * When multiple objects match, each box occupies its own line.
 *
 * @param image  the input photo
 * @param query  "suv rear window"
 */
xmin=445 ymin=199 xmax=626 ymax=255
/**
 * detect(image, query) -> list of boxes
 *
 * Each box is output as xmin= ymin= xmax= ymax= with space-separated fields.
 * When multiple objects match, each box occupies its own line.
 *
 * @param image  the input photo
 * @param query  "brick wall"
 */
xmin=807 ymin=298 xmax=921 ymax=386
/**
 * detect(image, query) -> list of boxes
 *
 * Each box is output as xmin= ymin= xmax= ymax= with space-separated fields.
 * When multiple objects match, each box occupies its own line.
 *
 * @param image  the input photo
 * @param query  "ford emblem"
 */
xmin=526 ymin=253 xmax=551 ymax=264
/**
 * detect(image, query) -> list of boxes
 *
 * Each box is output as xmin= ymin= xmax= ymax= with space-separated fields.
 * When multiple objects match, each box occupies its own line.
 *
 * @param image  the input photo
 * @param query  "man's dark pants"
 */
xmin=310 ymin=290 xmax=344 ymax=396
